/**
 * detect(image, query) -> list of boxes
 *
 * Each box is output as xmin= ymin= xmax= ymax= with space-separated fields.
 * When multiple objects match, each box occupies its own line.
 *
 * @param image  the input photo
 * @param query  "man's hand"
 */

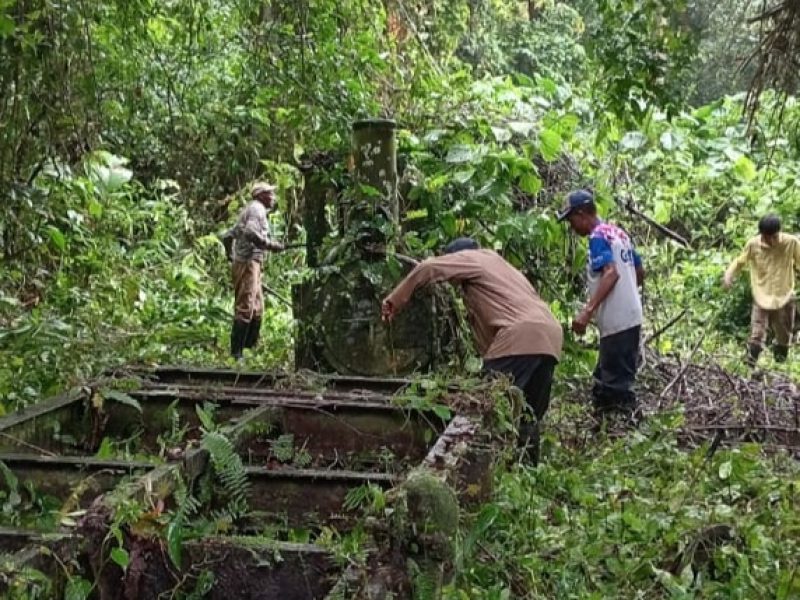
xmin=722 ymin=272 xmax=733 ymax=289
xmin=381 ymin=299 xmax=396 ymax=323
xmin=571 ymin=307 xmax=592 ymax=335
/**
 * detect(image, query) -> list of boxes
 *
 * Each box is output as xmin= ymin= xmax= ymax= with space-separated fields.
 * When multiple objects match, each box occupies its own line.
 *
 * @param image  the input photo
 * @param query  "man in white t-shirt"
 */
xmin=558 ymin=190 xmax=645 ymax=417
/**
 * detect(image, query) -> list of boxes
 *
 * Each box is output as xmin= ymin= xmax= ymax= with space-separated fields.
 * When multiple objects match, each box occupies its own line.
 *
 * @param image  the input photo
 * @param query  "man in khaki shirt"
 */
xmin=724 ymin=214 xmax=800 ymax=365
xmin=223 ymin=182 xmax=284 ymax=360
xmin=381 ymin=238 xmax=563 ymax=464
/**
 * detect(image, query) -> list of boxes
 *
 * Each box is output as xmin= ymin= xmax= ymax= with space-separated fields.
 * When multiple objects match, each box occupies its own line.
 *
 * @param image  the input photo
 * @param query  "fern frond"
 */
xmin=202 ymin=430 xmax=249 ymax=520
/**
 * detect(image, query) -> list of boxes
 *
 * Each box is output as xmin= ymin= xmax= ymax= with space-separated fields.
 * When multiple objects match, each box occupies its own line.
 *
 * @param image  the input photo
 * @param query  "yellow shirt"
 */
xmin=726 ymin=233 xmax=800 ymax=310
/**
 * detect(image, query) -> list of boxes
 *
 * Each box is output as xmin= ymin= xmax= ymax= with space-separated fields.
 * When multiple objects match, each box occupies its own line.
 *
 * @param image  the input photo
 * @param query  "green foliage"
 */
xmin=270 ymin=433 xmax=312 ymax=467
xmin=458 ymin=2 xmax=587 ymax=83
xmin=165 ymin=479 xmax=201 ymax=569
xmin=587 ymin=0 xmax=698 ymax=124
xmin=201 ymin=430 xmax=249 ymax=522
xmin=343 ymin=483 xmax=387 ymax=514
xmin=2 ymin=0 xmax=800 ymax=596
xmin=1 ymin=565 xmax=53 ymax=600
xmin=0 ymin=151 xmax=297 ymax=410
xmin=446 ymin=412 xmax=800 ymax=598
xmin=0 ymin=460 xmax=61 ymax=530
xmin=64 ymin=577 xmax=93 ymax=600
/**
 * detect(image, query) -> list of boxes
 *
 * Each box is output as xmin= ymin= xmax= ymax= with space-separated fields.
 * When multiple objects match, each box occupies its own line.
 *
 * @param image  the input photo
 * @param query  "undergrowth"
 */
xmin=446 ymin=410 xmax=800 ymax=599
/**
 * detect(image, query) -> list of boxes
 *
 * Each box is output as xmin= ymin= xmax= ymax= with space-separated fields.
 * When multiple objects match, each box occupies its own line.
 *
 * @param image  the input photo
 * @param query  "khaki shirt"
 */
xmin=726 ymin=233 xmax=800 ymax=310
xmin=385 ymin=249 xmax=563 ymax=360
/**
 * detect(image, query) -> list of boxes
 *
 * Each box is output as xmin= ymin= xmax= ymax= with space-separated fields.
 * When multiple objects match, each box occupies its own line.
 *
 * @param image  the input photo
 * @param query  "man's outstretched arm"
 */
xmin=381 ymin=253 xmax=483 ymax=321
xmin=723 ymin=244 xmax=751 ymax=288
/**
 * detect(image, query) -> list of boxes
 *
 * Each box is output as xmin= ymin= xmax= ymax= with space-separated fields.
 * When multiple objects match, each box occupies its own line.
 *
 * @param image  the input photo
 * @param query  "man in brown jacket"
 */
xmin=381 ymin=238 xmax=563 ymax=463
xmin=225 ymin=182 xmax=284 ymax=360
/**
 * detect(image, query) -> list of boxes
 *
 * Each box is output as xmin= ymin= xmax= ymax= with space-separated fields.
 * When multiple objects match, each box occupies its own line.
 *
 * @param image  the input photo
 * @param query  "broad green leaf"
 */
xmin=539 ymin=129 xmax=561 ymax=162
xmin=519 ymin=173 xmax=542 ymax=195
xmin=0 ymin=14 xmax=14 ymax=37
xmin=491 ymin=127 xmax=512 ymax=143
xmin=508 ymin=121 xmax=535 ymax=137
xmin=620 ymin=131 xmax=647 ymax=151
xmin=445 ymin=145 xmax=476 ymax=164
xmin=653 ymin=201 xmax=671 ymax=223
xmin=733 ymin=156 xmax=756 ymax=181
xmin=452 ymin=168 xmax=475 ymax=184
xmin=719 ymin=461 xmax=732 ymax=480
xmin=464 ymin=356 xmax=482 ymax=373
xmin=432 ymin=405 xmax=451 ymax=420
xmin=47 ymin=226 xmax=66 ymax=251
xmin=95 ymin=437 xmax=114 ymax=459
xmin=91 ymin=164 xmax=133 ymax=193
xmin=166 ymin=519 xmax=183 ymax=568
xmin=65 ymin=577 xmax=92 ymax=600
xmin=693 ymin=103 xmax=715 ymax=120
xmin=423 ymin=129 xmax=447 ymax=144
xmin=440 ymin=213 xmax=458 ymax=237
xmin=87 ymin=199 xmax=103 ymax=218
xmin=538 ymin=77 xmax=558 ymax=95
xmin=426 ymin=173 xmax=450 ymax=192
xmin=660 ymin=131 xmax=677 ymax=150
xmin=110 ymin=547 xmax=130 ymax=569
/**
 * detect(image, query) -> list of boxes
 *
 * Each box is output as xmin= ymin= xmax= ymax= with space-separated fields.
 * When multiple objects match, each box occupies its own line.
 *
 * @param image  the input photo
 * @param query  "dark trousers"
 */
xmin=483 ymin=354 xmax=557 ymax=420
xmin=592 ymin=325 xmax=640 ymax=412
xmin=483 ymin=354 xmax=557 ymax=464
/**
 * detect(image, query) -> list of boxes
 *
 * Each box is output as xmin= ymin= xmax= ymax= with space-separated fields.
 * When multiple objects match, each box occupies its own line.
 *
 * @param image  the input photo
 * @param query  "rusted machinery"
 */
xmin=294 ymin=119 xmax=457 ymax=377
xmin=0 ymin=366 xmax=510 ymax=598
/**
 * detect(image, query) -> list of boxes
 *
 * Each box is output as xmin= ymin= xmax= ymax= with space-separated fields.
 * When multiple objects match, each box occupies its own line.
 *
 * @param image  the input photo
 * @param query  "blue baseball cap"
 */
xmin=557 ymin=190 xmax=595 ymax=222
xmin=443 ymin=237 xmax=480 ymax=254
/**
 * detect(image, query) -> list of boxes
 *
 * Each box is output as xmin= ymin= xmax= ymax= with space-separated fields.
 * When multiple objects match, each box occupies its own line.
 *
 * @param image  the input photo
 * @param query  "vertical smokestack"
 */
xmin=351 ymin=119 xmax=398 ymax=225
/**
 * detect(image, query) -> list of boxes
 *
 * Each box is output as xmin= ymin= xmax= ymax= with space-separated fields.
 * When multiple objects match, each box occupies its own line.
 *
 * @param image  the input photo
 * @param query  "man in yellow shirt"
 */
xmin=723 ymin=215 xmax=800 ymax=365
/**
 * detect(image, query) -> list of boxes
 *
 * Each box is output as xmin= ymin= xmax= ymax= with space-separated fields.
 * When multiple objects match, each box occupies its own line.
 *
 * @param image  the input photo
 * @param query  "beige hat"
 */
xmin=251 ymin=181 xmax=277 ymax=198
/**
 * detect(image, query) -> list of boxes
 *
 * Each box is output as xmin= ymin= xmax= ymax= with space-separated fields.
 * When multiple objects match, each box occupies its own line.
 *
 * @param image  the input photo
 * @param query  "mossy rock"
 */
xmin=402 ymin=470 xmax=459 ymax=539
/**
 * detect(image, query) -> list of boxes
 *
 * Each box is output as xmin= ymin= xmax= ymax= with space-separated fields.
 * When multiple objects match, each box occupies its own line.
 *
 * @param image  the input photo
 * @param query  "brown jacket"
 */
xmin=385 ymin=249 xmax=563 ymax=360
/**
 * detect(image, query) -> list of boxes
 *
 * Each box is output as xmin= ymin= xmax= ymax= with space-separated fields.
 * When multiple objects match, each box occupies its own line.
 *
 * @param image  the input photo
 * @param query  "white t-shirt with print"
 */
xmin=587 ymin=222 xmax=643 ymax=337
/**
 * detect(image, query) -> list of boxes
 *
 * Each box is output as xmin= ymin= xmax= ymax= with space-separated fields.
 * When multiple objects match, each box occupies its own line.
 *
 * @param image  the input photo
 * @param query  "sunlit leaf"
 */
xmin=47 ymin=227 xmax=67 ymax=251
xmin=539 ymin=129 xmax=561 ymax=162
xmin=110 ymin=547 xmax=129 ymax=570
xmin=491 ymin=127 xmax=512 ymax=143
xmin=732 ymin=156 xmax=756 ymax=181
xmin=445 ymin=145 xmax=476 ymax=164
xmin=508 ymin=121 xmax=535 ymax=137
xmin=452 ymin=168 xmax=475 ymax=184
xmin=620 ymin=131 xmax=647 ymax=151
xmin=519 ymin=173 xmax=542 ymax=195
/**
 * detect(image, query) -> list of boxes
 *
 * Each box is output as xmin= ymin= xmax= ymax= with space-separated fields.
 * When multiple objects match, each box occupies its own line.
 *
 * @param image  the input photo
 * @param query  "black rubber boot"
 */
xmin=230 ymin=320 xmax=249 ymax=360
xmin=774 ymin=345 xmax=789 ymax=363
xmin=746 ymin=343 xmax=762 ymax=368
xmin=592 ymin=389 xmax=638 ymax=431
xmin=518 ymin=420 xmax=540 ymax=466
xmin=244 ymin=317 xmax=262 ymax=349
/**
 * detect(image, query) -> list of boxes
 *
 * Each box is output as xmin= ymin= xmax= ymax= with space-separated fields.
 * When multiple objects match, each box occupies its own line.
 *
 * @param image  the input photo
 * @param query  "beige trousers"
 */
xmin=749 ymin=301 xmax=795 ymax=348
xmin=232 ymin=260 xmax=263 ymax=322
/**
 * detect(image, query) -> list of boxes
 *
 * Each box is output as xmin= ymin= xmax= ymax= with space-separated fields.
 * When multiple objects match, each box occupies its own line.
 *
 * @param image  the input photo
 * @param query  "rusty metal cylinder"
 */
xmin=351 ymin=118 xmax=398 ymax=224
